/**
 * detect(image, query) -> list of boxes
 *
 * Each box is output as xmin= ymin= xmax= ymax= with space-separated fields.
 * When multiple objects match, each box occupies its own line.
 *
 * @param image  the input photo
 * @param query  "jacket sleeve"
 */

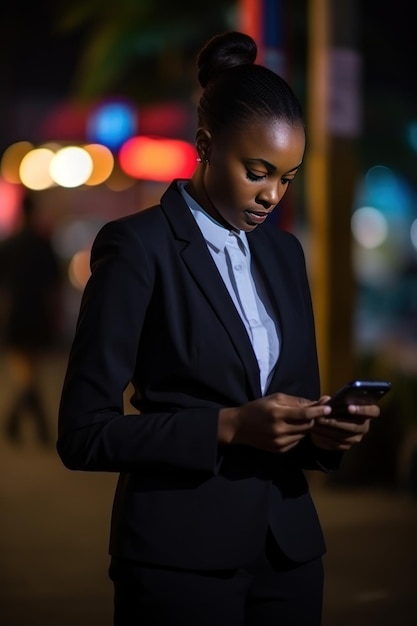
xmin=286 ymin=436 xmax=344 ymax=472
xmin=57 ymin=219 xmax=220 ymax=475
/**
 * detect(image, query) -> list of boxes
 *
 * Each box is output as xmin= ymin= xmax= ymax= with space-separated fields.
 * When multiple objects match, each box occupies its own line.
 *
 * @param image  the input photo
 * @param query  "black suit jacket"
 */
xmin=57 ymin=180 xmax=342 ymax=570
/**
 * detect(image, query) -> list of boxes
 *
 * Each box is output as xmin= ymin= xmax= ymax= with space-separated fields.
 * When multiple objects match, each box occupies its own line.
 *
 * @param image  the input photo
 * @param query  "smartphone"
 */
xmin=325 ymin=379 xmax=392 ymax=415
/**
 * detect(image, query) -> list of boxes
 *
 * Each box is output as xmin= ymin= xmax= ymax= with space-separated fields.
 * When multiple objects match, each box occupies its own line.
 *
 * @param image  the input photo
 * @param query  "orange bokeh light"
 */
xmin=119 ymin=136 xmax=197 ymax=182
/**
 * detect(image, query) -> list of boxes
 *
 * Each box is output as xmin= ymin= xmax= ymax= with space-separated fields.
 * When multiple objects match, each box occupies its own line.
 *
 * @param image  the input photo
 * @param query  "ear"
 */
xmin=195 ymin=127 xmax=212 ymax=162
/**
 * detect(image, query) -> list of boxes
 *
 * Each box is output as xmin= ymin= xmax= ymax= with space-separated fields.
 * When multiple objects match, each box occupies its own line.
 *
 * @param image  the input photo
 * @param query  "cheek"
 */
xmin=211 ymin=183 xmax=244 ymax=213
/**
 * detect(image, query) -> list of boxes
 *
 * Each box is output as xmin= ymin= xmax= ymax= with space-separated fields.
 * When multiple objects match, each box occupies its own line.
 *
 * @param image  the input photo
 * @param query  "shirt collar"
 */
xmin=178 ymin=180 xmax=249 ymax=255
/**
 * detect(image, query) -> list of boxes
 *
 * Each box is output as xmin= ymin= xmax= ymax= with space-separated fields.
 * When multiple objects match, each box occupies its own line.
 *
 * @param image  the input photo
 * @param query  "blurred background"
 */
xmin=0 ymin=1 xmax=416 ymax=625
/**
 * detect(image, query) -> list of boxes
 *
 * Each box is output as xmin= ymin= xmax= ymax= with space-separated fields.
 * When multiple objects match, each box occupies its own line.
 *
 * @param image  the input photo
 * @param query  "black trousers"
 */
xmin=109 ymin=531 xmax=324 ymax=626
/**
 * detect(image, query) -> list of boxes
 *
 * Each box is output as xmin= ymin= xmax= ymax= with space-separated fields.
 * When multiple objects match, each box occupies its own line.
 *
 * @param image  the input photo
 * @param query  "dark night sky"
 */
xmin=361 ymin=0 xmax=416 ymax=94
xmin=1 ymin=1 xmax=416 ymax=96
xmin=0 ymin=3 xmax=85 ymax=98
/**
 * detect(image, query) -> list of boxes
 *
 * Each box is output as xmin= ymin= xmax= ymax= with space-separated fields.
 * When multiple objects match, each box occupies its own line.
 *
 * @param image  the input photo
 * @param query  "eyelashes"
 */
xmin=246 ymin=170 xmax=294 ymax=185
xmin=246 ymin=170 xmax=266 ymax=182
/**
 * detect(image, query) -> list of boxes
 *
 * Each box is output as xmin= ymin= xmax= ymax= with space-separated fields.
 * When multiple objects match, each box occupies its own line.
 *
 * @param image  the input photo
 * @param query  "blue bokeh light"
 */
xmin=86 ymin=101 xmax=138 ymax=150
xmin=355 ymin=165 xmax=414 ymax=223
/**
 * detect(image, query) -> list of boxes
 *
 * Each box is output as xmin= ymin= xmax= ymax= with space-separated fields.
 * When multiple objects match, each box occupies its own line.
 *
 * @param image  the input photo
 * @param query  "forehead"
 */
xmin=216 ymin=120 xmax=305 ymax=168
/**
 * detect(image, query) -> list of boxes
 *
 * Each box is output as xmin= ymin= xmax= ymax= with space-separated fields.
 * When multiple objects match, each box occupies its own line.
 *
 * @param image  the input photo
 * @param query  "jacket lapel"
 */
xmin=161 ymin=182 xmax=261 ymax=398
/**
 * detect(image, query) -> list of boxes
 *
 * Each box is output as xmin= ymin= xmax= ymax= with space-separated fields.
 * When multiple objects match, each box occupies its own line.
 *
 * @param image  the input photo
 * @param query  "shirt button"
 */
xmin=234 ymin=264 xmax=243 ymax=271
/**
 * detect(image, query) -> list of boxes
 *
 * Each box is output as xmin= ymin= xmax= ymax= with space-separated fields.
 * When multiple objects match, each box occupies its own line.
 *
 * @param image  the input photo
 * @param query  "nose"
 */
xmin=255 ymin=182 xmax=282 ymax=209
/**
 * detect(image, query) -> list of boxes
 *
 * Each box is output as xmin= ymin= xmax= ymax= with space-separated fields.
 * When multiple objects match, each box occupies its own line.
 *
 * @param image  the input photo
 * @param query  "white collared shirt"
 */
xmin=179 ymin=181 xmax=280 ymax=395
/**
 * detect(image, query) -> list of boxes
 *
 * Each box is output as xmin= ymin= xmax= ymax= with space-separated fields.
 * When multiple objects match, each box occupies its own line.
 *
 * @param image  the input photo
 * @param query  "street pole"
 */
xmin=306 ymin=0 xmax=360 ymax=394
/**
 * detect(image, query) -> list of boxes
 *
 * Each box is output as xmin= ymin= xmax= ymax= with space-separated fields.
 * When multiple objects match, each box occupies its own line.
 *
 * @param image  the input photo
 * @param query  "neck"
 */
xmin=187 ymin=172 xmax=234 ymax=231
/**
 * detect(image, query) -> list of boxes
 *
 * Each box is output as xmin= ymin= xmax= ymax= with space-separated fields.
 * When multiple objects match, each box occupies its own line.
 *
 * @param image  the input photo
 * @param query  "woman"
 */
xmin=57 ymin=31 xmax=380 ymax=626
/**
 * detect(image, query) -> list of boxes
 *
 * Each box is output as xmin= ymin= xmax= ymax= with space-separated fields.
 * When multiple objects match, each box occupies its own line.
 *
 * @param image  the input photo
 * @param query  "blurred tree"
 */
xmin=51 ymin=0 xmax=237 ymax=102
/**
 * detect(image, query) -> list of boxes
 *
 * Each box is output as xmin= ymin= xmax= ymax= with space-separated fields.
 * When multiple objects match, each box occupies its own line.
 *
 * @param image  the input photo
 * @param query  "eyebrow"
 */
xmin=247 ymin=158 xmax=303 ymax=174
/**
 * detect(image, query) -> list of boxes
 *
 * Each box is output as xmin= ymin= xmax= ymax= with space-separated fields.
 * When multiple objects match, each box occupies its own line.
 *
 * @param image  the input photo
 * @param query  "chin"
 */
xmin=240 ymin=224 xmax=259 ymax=233
xmin=241 ymin=219 xmax=260 ymax=231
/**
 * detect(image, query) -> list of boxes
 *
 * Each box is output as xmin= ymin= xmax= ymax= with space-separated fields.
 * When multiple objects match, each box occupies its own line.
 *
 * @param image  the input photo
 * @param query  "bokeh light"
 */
xmin=360 ymin=165 xmax=413 ymax=222
xmin=1 ymin=141 xmax=34 ymax=184
xmin=49 ymin=146 xmax=93 ymax=188
xmin=19 ymin=148 xmax=55 ymax=190
xmin=68 ymin=249 xmax=92 ymax=291
xmin=352 ymin=164 xmax=417 ymax=285
xmin=83 ymin=143 xmax=114 ymax=186
xmin=351 ymin=206 xmax=388 ymax=249
xmin=0 ymin=179 xmax=24 ymax=236
xmin=86 ymin=101 xmax=137 ymax=150
xmin=119 ymin=136 xmax=196 ymax=182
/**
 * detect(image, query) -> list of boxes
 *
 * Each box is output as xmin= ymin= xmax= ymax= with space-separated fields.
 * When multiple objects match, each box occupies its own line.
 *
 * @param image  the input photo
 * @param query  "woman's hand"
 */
xmin=311 ymin=395 xmax=380 ymax=451
xmin=218 ymin=393 xmax=331 ymax=453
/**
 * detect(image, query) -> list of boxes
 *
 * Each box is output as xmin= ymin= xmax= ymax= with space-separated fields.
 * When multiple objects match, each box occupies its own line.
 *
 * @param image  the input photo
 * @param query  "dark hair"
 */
xmin=197 ymin=31 xmax=303 ymax=135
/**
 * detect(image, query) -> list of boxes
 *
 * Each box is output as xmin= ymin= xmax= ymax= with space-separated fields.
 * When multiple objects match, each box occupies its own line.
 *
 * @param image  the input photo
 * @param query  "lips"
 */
xmin=244 ymin=210 xmax=270 ymax=224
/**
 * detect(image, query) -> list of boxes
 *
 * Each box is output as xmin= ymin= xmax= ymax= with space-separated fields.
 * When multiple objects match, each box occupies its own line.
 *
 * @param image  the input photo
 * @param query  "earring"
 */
xmin=196 ymin=157 xmax=202 ymax=162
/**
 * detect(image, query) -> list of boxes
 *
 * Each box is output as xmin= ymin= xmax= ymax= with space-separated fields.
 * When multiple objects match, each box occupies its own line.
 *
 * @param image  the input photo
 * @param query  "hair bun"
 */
xmin=197 ymin=31 xmax=257 ymax=88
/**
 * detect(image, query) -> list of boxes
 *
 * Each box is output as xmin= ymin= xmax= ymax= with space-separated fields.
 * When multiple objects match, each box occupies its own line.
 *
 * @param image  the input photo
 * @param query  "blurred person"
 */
xmin=0 ymin=191 xmax=61 ymax=446
xmin=57 ymin=32 xmax=380 ymax=626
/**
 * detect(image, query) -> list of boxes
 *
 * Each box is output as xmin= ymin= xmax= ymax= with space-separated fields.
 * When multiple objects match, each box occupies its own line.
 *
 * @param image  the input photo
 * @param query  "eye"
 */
xmin=281 ymin=177 xmax=294 ymax=186
xmin=246 ymin=169 xmax=267 ymax=182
